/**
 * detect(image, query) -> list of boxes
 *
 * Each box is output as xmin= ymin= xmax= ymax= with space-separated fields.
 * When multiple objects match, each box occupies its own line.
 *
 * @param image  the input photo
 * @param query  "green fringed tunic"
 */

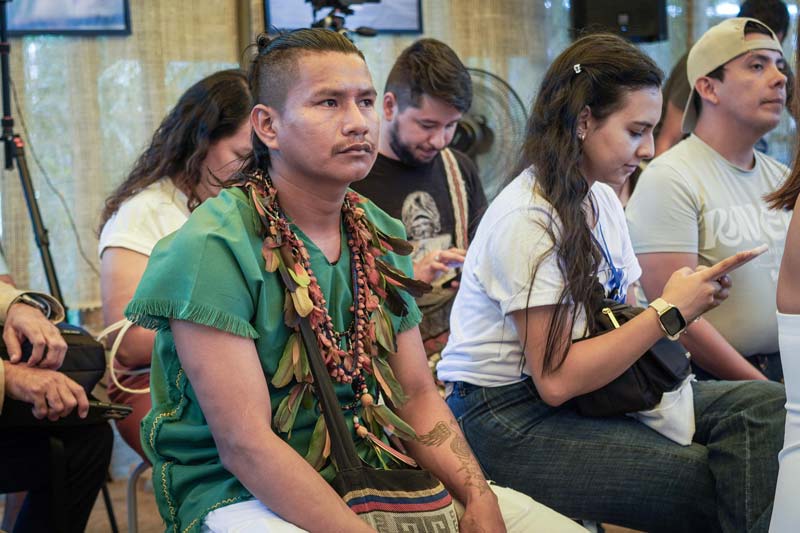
xmin=125 ymin=187 xmax=422 ymax=533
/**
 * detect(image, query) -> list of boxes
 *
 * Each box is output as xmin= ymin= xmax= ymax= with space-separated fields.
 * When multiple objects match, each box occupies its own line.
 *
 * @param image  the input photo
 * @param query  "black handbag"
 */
xmin=297 ymin=317 xmax=460 ymax=532
xmin=573 ymin=293 xmax=691 ymax=417
xmin=0 ymin=322 xmax=107 ymax=427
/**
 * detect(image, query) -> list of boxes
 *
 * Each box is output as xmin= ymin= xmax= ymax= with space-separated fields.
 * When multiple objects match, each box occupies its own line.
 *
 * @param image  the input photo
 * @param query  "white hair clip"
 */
xmin=573 ymin=64 xmax=582 ymax=74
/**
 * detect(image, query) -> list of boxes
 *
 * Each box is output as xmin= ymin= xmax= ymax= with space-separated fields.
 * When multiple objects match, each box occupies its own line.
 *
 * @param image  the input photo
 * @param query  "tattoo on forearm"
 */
xmin=417 ymin=419 xmax=489 ymax=495
xmin=449 ymin=429 xmax=472 ymax=458
xmin=417 ymin=421 xmax=452 ymax=447
xmin=449 ymin=420 xmax=490 ymax=495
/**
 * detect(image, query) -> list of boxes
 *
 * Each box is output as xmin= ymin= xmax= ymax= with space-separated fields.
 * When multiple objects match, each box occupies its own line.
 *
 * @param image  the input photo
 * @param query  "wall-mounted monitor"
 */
xmin=7 ymin=0 xmax=131 ymax=36
xmin=572 ymin=0 xmax=667 ymax=43
xmin=265 ymin=0 xmax=422 ymax=34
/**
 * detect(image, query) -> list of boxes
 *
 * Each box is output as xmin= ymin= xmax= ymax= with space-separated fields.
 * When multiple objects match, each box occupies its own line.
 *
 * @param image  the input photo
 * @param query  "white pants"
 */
xmin=202 ymin=482 xmax=586 ymax=533
xmin=770 ymin=312 xmax=800 ymax=533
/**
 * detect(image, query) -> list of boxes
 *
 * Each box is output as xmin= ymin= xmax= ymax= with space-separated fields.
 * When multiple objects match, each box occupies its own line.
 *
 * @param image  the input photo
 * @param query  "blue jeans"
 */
xmin=446 ymin=378 xmax=785 ymax=533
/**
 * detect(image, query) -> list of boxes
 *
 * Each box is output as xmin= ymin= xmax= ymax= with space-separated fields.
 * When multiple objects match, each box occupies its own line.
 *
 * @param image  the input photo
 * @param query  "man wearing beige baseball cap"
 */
xmin=654 ymin=0 xmax=791 ymax=157
xmin=628 ymin=17 xmax=792 ymax=383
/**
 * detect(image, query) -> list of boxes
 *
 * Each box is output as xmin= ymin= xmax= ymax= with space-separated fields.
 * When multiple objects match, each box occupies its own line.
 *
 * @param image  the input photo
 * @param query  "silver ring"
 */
xmin=435 ymin=254 xmax=441 ymax=262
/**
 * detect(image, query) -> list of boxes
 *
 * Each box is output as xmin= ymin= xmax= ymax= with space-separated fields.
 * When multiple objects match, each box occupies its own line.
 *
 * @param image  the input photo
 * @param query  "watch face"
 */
xmin=661 ymin=307 xmax=687 ymax=336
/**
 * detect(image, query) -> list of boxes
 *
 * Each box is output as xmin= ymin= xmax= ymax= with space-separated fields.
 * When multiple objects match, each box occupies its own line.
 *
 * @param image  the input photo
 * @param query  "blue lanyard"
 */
xmin=594 ymin=217 xmax=626 ymax=303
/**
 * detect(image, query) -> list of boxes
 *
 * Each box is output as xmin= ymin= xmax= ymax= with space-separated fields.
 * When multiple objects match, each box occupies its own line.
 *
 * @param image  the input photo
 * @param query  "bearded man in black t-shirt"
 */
xmin=351 ymin=38 xmax=487 ymax=355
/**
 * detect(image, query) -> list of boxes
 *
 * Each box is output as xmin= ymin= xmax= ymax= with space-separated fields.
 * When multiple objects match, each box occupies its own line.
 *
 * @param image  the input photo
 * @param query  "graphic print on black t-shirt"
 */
xmin=400 ymin=190 xmax=452 ymax=263
xmin=351 ymin=150 xmax=487 ymax=261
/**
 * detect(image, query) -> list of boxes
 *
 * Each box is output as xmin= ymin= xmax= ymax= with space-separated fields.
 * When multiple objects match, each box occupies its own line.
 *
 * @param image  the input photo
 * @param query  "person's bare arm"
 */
xmin=100 ymin=248 xmax=157 ymax=368
xmin=637 ymin=252 xmax=766 ymax=380
xmin=170 ymin=320 xmax=372 ymax=533
xmin=389 ymin=326 xmax=505 ymax=533
xmin=512 ymin=255 xmax=746 ymax=406
xmin=654 ymin=100 xmax=685 ymax=157
xmin=777 ymin=195 xmax=800 ymax=314
xmin=512 ymin=303 xmax=665 ymax=405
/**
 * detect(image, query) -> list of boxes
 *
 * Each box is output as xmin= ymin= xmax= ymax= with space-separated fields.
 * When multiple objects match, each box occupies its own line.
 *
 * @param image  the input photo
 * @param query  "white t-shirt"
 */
xmin=98 ymin=177 xmax=191 ymax=258
xmin=626 ymin=134 xmax=790 ymax=356
xmin=437 ymin=169 xmax=641 ymax=387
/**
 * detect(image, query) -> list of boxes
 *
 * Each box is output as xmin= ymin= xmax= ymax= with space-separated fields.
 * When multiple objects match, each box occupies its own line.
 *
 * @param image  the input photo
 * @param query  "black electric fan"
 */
xmin=450 ymin=67 xmax=527 ymax=201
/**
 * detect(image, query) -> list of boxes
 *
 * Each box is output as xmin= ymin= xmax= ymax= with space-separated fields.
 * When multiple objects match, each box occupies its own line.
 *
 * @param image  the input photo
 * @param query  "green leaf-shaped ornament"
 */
xmin=271 ymin=334 xmax=297 ymax=388
xmin=372 ymin=356 xmax=407 ymax=406
xmin=291 ymin=286 xmax=315 ymax=317
xmin=371 ymin=404 xmax=417 ymax=441
xmin=264 ymin=248 xmax=280 ymax=273
xmin=293 ymin=338 xmax=309 ymax=384
xmin=284 ymin=290 xmax=300 ymax=328
xmin=304 ymin=415 xmax=330 ymax=470
xmin=288 ymin=262 xmax=311 ymax=288
xmin=374 ymin=306 xmax=397 ymax=353
xmin=273 ymin=383 xmax=307 ymax=436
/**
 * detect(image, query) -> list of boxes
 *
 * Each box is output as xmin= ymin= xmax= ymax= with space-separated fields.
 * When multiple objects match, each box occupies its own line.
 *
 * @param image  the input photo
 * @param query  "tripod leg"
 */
xmin=101 ymin=479 xmax=120 ymax=533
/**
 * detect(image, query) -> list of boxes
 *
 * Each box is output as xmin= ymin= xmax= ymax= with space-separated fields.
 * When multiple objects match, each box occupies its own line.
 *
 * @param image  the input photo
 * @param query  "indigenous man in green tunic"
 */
xmin=126 ymin=29 xmax=581 ymax=533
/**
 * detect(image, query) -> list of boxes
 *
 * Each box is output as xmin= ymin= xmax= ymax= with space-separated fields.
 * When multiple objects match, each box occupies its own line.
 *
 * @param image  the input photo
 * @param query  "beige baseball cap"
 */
xmin=681 ymin=17 xmax=783 ymax=133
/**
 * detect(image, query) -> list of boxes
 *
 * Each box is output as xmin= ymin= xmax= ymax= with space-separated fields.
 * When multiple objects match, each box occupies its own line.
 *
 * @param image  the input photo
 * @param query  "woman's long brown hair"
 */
xmin=98 ymin=69 xmax=251 ymax=232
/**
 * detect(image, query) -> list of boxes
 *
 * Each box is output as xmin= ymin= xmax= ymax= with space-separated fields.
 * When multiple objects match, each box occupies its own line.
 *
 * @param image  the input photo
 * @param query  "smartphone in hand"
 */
xmin=52 ymin=401 xmax=133 ymax=425
xmin=442 ymin=269 xmax=462 ymax=289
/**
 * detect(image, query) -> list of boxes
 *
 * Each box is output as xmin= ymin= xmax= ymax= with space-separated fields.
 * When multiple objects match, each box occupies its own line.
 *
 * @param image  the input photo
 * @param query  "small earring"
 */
xmin=577 ymin=131 xmax=586 ymax=141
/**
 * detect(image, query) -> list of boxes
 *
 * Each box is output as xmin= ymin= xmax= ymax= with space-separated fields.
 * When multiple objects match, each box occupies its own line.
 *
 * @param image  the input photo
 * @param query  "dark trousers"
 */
xmin=692 ymin=352 xmax=784 ymax=382
xmin=0 ymin=423 xmax=113 ymax=533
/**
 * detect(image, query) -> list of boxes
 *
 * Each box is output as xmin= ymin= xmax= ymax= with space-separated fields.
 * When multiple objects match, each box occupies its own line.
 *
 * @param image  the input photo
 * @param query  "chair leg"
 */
xmin=101 ymin=480 xmax=119 ymax=533
xmin=127 ymin=461 xmax=150 ymax=533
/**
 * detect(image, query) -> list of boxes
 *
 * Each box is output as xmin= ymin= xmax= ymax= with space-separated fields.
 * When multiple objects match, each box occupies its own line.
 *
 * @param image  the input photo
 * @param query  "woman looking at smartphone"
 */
xmin=437 ymin=33 xmax=786 ymax=533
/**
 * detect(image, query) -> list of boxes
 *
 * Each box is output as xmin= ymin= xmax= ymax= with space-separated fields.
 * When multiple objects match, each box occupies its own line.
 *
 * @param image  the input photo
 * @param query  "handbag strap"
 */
xmin=270 ymin=215 xmax=370 ymax=472
xmin=297 ymin=317 xmax=362 ymax=471
xmin=96 ymin=318 xmax=150 ymax=395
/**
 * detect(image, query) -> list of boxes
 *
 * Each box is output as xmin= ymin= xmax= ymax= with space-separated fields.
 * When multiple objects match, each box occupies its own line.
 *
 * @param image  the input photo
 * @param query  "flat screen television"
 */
xmin=572 ymin=0 xmax=668 ymax=43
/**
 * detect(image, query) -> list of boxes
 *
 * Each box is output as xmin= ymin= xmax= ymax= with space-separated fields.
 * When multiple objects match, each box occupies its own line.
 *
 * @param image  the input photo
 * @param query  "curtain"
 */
xmin=0 ymin=0 xmax=241 ymax=314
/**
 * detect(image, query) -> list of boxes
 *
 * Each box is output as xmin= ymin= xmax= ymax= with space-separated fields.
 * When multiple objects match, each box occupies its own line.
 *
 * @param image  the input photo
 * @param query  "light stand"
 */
xmin=0 ymin=0 xmax=65 ymax=309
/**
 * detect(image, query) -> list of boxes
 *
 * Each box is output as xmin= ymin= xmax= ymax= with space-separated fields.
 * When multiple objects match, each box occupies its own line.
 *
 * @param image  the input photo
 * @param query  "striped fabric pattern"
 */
xmin=333 ymin=467 xmax=459 ymax=532
xmin=343 ymin=484 xmax=453 ymax=514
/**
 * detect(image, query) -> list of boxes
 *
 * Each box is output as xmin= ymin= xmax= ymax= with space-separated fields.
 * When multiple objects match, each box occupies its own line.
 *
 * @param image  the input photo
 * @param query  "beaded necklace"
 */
xmin=243 ymin=171 xmax=430 ymax=468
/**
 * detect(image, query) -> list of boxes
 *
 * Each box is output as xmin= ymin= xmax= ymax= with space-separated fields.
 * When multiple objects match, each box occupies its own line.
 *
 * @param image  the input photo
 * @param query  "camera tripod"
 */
xmin=0 ymin=0 xmax=65 ymax=309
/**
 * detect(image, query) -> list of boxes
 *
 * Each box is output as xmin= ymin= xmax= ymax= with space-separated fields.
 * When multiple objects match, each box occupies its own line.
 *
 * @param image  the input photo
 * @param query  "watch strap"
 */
xmin=13 ymin=293 xmax=52 ymax=318
xmin=648 ymin=297 xmax=672 ymax=316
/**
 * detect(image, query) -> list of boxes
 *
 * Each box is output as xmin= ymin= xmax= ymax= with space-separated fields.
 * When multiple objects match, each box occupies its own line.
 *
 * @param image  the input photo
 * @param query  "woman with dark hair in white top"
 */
xmin=438 ymin=32 xmax=786 ymax=533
